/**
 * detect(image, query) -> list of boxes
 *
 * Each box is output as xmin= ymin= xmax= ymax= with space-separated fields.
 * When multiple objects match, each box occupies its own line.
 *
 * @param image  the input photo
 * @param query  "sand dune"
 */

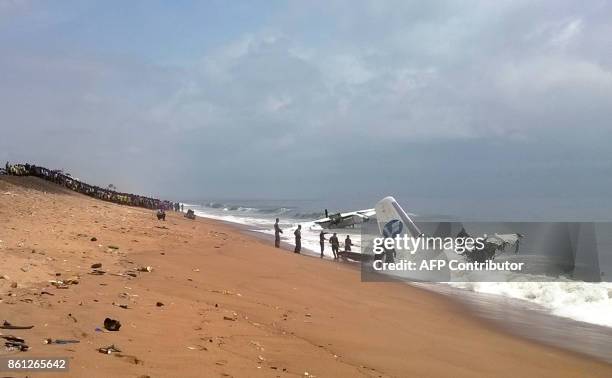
xmin=1 ymin=176 xmax=611 ymax=377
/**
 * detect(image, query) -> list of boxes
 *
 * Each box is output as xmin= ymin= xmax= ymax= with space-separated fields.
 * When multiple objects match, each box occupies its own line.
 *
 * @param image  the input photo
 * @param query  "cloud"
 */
xmin=1 ymin=0 xmax=612 ymax=205
xmin=550 ymin=18 xmax=583 ymax=47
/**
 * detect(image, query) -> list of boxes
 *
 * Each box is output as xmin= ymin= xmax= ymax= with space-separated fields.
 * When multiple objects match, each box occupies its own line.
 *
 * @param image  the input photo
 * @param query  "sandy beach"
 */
xmin=1 ymin=176 xmax=611 ymax=378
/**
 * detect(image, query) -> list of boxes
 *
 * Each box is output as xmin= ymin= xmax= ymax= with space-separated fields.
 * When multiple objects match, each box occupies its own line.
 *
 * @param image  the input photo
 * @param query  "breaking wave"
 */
xmin=203 ymin=202 xmax=292 ymax=215
xmin=449 ymin=280 xmax=612 ymax=327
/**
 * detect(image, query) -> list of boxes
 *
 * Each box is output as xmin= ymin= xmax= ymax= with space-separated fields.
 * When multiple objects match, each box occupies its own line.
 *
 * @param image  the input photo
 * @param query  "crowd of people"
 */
xmin=3 ymin=161 xmax=351 ymax=255
xmin=3 ymin=162 xmax=179 ymax=211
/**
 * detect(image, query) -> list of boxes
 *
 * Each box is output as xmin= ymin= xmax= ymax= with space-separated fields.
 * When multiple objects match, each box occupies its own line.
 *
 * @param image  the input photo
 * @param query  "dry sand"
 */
xmin=1 ymin=176 xmax=611 ymax=378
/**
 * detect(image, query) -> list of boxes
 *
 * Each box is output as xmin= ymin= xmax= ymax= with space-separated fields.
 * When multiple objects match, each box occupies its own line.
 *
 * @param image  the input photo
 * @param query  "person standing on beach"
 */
xmin=294 ymin=225 xmax=302 ymax=253
xmin=330 ymin=233 xmax=339 ymax=259
xmin=274 ymin=218 xmax=283 ymax=248
xmin=344 ymin=235 xmax=352 ymax=252
xmin=319 ymin=231 xmax=328 ymax=258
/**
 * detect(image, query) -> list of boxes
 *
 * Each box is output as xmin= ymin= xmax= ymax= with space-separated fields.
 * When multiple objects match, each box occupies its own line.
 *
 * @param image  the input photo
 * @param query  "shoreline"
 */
xmin=208 ymin=212 xmax=612 ymax=364
xmin=197 ymin=217 xmax=612 ymax=369
xmin=1 ymin=176 xmax=611 ymax=377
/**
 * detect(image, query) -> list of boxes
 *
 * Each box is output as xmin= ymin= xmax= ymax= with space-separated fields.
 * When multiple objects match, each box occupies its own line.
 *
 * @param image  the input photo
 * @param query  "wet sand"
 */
xmin=415 ymin=282 xmax=612 ymax=364
xmin=1 ymin=176 xmax=611 ymax=377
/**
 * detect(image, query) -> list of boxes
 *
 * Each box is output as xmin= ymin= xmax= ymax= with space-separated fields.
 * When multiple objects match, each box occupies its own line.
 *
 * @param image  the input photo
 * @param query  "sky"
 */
xmin=1 ymin=0 xmax=612 ymax=217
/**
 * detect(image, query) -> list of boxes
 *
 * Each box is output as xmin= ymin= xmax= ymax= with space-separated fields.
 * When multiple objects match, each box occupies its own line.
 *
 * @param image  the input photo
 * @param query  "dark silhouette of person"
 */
xmin=329 ymin=233 xmax=339 ymax=259
xmin=319 ymin=231 xmax=328 ymax=258
xmin=514 ymin=233 xmax=523 ymax=254
xmin=344 ymin=235 xmax=352 ymax=252
xmin=274 ymin=218 xmax=283 ymax=248
xmin=294 ymin=225 xmax=302 ymax=253
xmin=156 ymin=208 xmax=166 ymax=221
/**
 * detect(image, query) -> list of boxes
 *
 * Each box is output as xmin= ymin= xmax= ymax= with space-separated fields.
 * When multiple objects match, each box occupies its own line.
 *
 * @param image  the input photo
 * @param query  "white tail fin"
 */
xmin=375 ymin=196 xmax=422 ymax=238
xmin=374 ymin=196 xmax=452 ymax=281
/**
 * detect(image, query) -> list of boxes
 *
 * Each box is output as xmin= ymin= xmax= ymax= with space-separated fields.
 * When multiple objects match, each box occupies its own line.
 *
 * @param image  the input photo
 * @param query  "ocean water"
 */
xmin=185 ymin=199 xmax=612 ymax=328
xmin=186 ymin=200 xmax=364 ymax=257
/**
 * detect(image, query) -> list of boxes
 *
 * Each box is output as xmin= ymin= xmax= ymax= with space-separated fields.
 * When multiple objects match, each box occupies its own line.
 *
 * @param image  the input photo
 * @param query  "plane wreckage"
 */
xmin=314 ymin=208 xmax=376 ymax=229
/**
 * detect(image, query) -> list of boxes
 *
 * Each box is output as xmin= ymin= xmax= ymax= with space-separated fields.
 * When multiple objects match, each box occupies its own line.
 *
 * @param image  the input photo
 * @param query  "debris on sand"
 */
xmin=223 ymin=316 xmax=236 ymax=321
xmin=2 ymin=335 xmax=29 ymax=351
xmin=1 ymin=335 xmax=25 ymax=343
xmin=112 ymin=302 xmax=129 ymax=309
xmin=98 ymin=344 xmax=122 ymax=354
xmin=50 ymin=281 xmax=68 ymax=289
xmin=185 ymin=209 xmax=196 ymax=220
xmin=118 ymin=292 xmax=138 ymax=301
xmin=1 ymin=321 xmax=34 ymax=330
xmin=108 ymin=245 xmax=119 ymax=250
xmin=137 ymin=266 xmax=153 ymax=272
xmin=103 ymin=318 xmax=121 ymax=331
xmin=44 ymin=338 xmax=80 ymax=345
xmin=250 ymin=340 xmax=264 ymax=351
xmin=209 ymin=289 xmax=241 ymax=296
xmin=50 ymin=278 xmax=78 ymax=288
xmin=187 ymin=346 xmax=207 ymax=351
